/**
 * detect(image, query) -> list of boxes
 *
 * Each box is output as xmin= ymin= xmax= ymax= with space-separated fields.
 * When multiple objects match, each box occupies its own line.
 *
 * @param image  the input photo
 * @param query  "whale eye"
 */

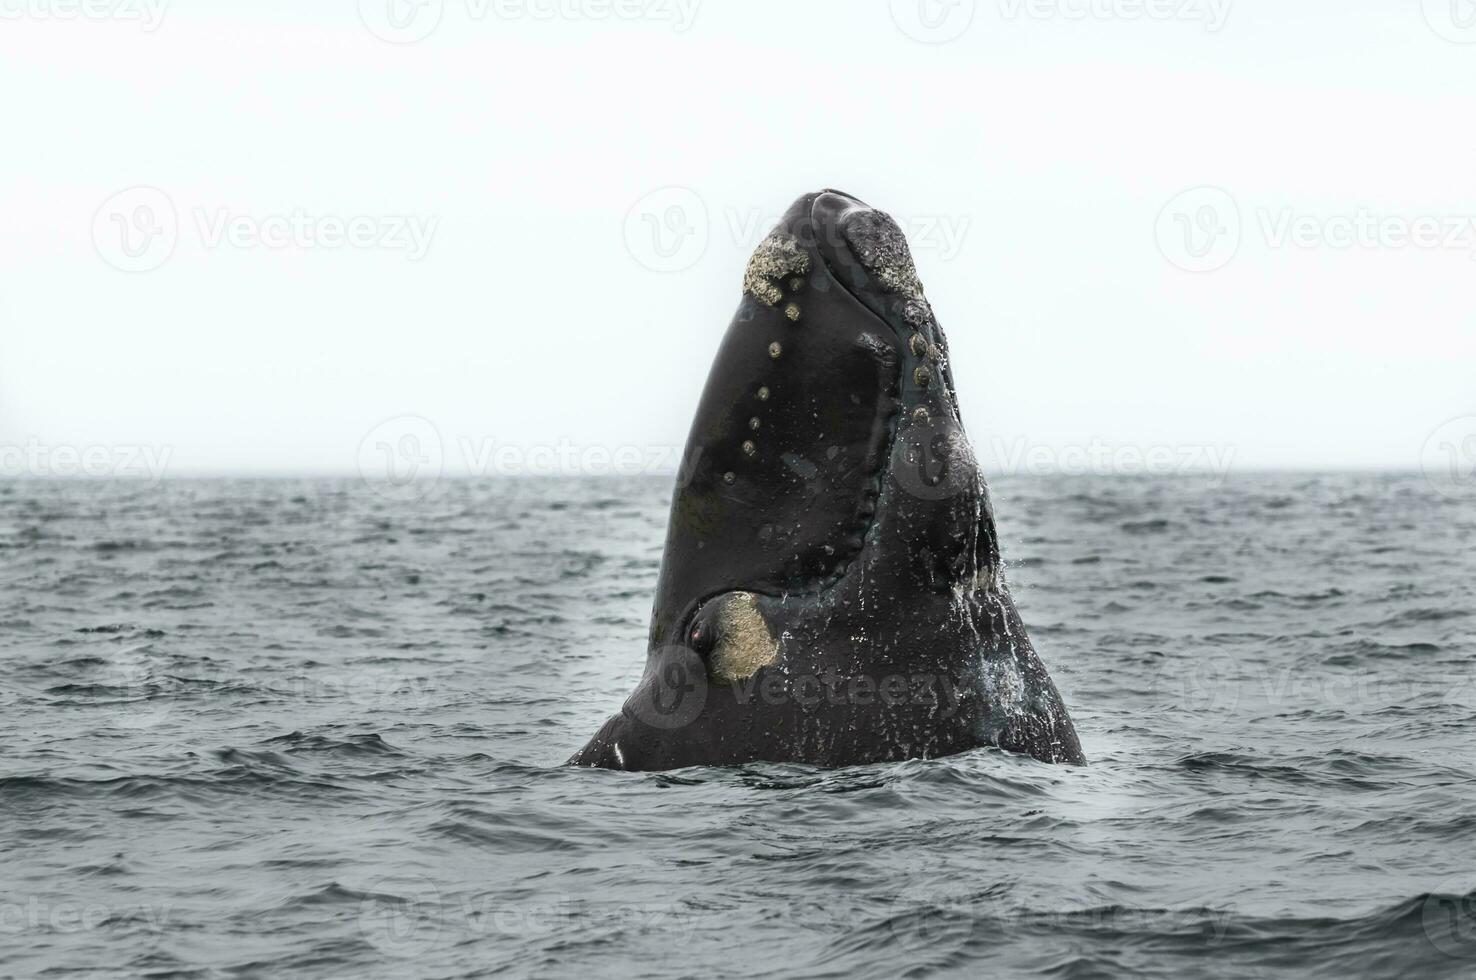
xmin=688 ymin=616 xmax=717 ymax=656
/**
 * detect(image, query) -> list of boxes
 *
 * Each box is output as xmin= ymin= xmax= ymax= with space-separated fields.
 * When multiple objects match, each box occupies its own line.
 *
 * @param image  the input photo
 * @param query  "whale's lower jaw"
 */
xmin=569 ymin=188 xmax=1083 ymax=772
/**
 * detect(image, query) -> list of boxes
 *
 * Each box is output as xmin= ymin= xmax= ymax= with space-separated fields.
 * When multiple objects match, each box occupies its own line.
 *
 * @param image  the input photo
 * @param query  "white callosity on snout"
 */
xmin=708 ymin=592 xmax=779 ymax=683
xmin=842 ymin=211 xmax=926 ymax=302
xmin=843 ymin=211 xmax=941 ymax=332
xmin=743 ymin=233 xmax=811 ymax=307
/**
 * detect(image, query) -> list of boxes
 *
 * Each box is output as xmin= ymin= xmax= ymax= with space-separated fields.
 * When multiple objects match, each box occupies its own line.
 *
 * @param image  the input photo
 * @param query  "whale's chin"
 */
xmin=570 ymin=189 xmax=1083 ymax=771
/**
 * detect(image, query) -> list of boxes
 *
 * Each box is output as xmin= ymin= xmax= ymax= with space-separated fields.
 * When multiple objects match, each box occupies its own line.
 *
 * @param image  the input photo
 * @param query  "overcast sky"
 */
xmin=1 ymin=0 xmax=1473 ymax=480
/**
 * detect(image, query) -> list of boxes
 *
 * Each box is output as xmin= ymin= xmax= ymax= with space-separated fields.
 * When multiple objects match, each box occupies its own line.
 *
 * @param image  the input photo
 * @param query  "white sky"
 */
xmin=1 ymin=0 xmax=1473 ymax=478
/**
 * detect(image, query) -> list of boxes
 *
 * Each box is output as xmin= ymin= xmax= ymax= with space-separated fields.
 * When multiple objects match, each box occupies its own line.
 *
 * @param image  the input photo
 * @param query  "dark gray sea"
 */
xmin=2 ymin=473 xmax=1474 ymax=979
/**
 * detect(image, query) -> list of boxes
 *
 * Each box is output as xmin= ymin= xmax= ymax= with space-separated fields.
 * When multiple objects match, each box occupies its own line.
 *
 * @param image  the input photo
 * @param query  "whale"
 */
xmin=569 ymin=189 xmax=1084 ymax=770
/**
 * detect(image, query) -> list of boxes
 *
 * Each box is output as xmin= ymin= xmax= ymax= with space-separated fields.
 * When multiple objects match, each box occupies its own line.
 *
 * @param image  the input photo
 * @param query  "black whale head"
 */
xmin=571 ymin=190 xmax=1083 ymax=770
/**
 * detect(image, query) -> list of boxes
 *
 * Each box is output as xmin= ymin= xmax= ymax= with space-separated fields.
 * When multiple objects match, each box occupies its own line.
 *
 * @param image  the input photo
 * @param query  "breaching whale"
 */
xmin=570 ymin=189 xmax=1084 ymax=770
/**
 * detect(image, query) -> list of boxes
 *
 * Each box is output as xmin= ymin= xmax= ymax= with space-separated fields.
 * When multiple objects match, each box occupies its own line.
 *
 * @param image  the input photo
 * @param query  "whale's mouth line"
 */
xmin=657 ymin=288 xmax=904 ymax=655
xmin=801 ymin=194 xmax=985 ymax=581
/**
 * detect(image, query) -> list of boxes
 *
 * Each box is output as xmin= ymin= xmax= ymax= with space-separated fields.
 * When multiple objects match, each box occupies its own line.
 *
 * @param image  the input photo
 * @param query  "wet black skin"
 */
xmin=569 ymin=190 xmax=1084 ymax=770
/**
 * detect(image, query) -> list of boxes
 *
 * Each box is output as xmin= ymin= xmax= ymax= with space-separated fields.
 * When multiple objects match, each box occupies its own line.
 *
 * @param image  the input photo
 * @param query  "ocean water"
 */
xmin=2 ymin=473 xmax=1474 ymax=979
